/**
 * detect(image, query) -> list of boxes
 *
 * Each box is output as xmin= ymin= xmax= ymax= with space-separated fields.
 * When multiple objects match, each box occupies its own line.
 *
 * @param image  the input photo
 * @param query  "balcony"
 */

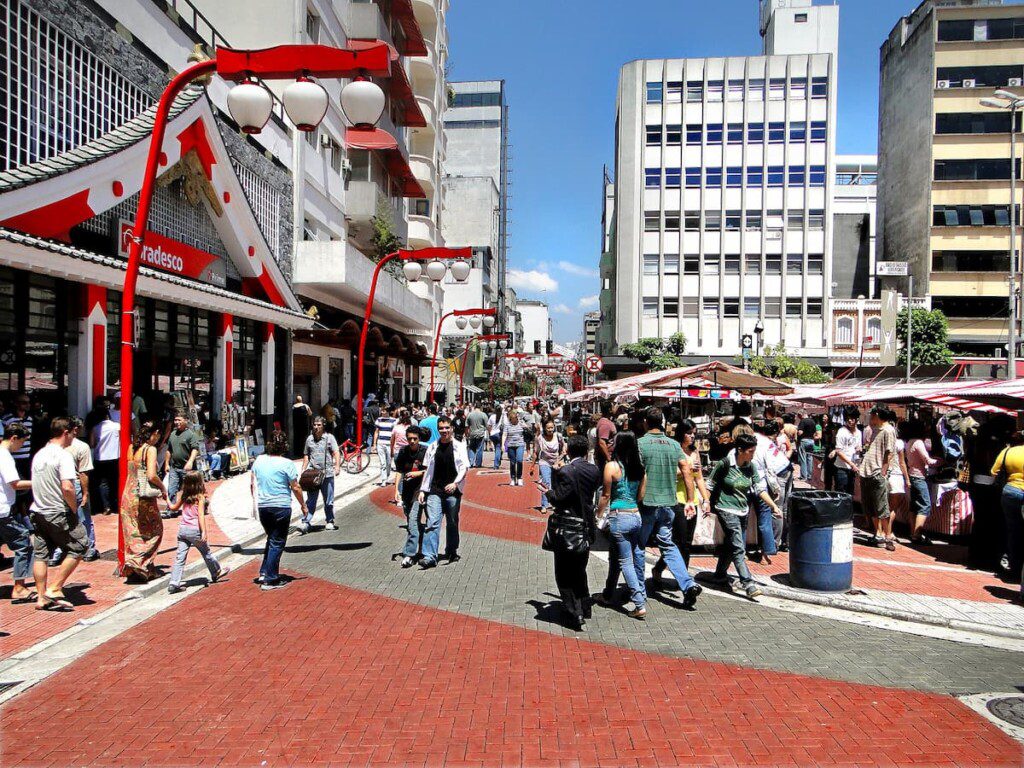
xmin=293 ymin=240 xmax=435 ymax=332
xmin=409 ymin=38 xmax=438 ymax=90
xmin=409 ymin=153 xmax=437 ymax=193
xmin=348 ymin=2 xmax=393 ymax=48
xmin=415 ymin=95 xmax=438 ymax=131
xmin=408 ymin=213 xmax=439 ymax=248
xmin=345 ymin=180 xmax=408 ymax=252
xmin=411 ymin=0 xmax=440 ymax=44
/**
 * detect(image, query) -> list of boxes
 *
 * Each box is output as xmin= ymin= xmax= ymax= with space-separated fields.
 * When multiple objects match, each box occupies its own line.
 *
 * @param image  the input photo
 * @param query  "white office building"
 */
xmin=519 ymin=300 xmax=552 ymax=361
xmin=608 ymin=0 xmax=838 ymax=364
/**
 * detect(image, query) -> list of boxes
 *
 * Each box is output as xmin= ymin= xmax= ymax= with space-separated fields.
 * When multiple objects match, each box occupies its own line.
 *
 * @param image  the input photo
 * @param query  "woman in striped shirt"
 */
xmin=373 ymin=407 xmax=399 ymax=487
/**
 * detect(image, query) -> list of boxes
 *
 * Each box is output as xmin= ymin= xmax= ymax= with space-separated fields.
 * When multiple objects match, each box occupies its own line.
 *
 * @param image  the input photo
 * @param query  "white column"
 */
xmin=212 ymin=313 xmax=234 ymax=418
xmin=260 ymin=323 xmax=276 ymax=416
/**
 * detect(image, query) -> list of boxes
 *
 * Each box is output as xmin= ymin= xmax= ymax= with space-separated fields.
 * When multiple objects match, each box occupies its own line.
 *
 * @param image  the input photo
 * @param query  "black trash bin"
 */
xmin=788 ymin=491 xmax=854 ymax=592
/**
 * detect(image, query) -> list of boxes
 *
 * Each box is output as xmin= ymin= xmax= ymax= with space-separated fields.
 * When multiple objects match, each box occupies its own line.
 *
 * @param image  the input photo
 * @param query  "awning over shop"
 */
xmin=463 ymin=384 xmax=483 ymax=395
xmin=594 ymin=362 xmax=792 ymax=399
xmin=349 ymin=40 xmax=426 ymax=128
xmin=783 ymin=380 xmax=1018 ymax=416
xmin=345 ymin=127 xmax=426 ymax=198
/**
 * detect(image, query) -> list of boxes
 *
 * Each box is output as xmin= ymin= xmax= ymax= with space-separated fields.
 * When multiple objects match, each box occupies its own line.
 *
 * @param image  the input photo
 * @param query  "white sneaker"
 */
xmin=296 ymin=523 xmax=309 ymax=536
xmin=325 ymin=522 xmax=338 ymax=531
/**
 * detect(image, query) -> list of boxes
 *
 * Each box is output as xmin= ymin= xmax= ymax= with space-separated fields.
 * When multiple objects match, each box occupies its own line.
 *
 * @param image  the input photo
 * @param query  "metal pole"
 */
xmin=428 ymin=310 xmax=454 ymax=405
xmin=355 ymin=251 xmax=399 ymax=450
xmin=1011 ymin=103 xmax=1019 ymax=380
xmin=906 ymin=274 xmax=913 ymax=383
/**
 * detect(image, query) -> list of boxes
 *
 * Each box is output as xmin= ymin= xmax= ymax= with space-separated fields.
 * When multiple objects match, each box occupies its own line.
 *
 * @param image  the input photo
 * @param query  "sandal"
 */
xmin=35 ymin=597 xmax=73 ymax=612
xmin=11 ymin=592 xmax=37 ymax=605
xmin=885 ymin=538 xmax=897 ymax=552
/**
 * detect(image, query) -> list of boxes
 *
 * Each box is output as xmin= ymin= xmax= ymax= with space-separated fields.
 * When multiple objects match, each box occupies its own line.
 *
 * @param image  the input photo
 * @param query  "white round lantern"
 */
xmin=227 ymin=80 xmax=273 ymax=135
xmin=469 ymin=316 xmax=482 ymax=330
xmin=283 ymin=77 xmax=329 ymax=132
xmin=488 ymin=340 xmax=498 ymax=350
xmin=449 ymin=260 xmax=471 ymax=282
xmin=482 ymin=315 xmax=495 ymax=329
xmin=499 ymin=338 xmax=508 ymax=349
xmin=425 ymin=260 xmax=447 ymax=282
xmin=455 ymin=316 xmax=468 ymax=330
xmin=402 ymin=261 xmax=422 ymax=282
xmin=340 ymin=78 xmax=386 ymax=127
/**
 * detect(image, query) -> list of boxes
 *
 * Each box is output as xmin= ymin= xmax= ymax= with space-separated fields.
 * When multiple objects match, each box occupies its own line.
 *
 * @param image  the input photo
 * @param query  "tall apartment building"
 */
xmin=597 ymin=168 xmax=617 ymax=358
xmin=191 ymin=0 xmax=450 ymax=405
xmin=583 ymin=311 xmax=601 ymax=356
xmin=878 ymin=0 xmax=1024 ymax=360
xmin=519 ymin=300 xmax=552 ymax=361
xmin=608 ymin=0 xmax=838 ymax=365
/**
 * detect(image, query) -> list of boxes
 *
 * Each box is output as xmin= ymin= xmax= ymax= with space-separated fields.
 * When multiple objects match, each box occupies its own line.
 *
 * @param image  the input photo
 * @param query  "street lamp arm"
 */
xmin=428 ymin=309 xmax=457 ymax=405
xmin=215 ymin=44 xmax=391 ymax=81
xmin=355 ymin=250 xmax=401 ymax=448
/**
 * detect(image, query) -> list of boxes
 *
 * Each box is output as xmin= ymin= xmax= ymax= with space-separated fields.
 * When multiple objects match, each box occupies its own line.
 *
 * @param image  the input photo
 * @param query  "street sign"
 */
xmin=584 ymin=355 xmax=603 ymax=373
xmin=876 ymin=261 xmax=909 ymax=277
xmin=562 ymin=360 xmax=579 ymax=375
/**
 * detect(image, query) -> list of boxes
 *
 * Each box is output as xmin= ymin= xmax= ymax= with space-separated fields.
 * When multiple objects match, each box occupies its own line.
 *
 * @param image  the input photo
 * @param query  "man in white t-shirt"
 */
xmin=0 ymin=423 xmax=34 ymax=602
xmin=49 ymin=418 xmax=99 ymax=565
xmin=90 ymin=407 xmax=121 ymax=515
xmin=30 ymin=416 xmax=88 ymax=611
xmin=832 ymin=408 xmax=863 ymax=496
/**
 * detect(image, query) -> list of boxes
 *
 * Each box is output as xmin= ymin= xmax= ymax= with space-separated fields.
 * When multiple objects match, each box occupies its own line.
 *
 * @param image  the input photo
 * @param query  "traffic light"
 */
xmin=546 ymin=340 xmax=553 ymax=354
xmin=534 ymin=340 xmax=541 ymax=354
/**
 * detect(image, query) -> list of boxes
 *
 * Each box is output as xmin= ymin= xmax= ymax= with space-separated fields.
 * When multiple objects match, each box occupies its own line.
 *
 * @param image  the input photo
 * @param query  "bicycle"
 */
xmin=338 ymin=438 xmax=371 ymax=474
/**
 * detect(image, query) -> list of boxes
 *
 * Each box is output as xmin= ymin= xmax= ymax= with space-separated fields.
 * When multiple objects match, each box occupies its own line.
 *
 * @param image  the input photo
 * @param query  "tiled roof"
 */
xmin=0 ymin=87 xmax=205 ymax=193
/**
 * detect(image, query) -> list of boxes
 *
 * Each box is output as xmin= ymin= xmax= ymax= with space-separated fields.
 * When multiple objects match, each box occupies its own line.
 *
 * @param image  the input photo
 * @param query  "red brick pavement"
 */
xmin=374 ymin=470 xmax=1012 ymax=605
xmin=0 ymin=482 xmax=231 ymax=661
xmin=1 ymin=563 xmax=1018 ymax=768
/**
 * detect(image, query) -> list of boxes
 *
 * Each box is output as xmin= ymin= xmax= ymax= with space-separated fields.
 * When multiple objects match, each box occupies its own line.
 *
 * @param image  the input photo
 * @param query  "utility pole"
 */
xmin=906 ymin=274 xmax=913 ymax=383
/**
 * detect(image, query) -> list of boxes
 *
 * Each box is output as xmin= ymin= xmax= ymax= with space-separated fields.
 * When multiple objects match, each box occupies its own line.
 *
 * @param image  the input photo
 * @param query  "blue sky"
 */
xmin=446 ymin=0 xmax=921 ymax=343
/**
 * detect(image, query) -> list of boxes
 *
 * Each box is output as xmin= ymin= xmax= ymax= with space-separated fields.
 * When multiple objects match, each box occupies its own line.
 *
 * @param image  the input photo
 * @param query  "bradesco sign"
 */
xmin=117 ymin=220 xmax=227 ymax=287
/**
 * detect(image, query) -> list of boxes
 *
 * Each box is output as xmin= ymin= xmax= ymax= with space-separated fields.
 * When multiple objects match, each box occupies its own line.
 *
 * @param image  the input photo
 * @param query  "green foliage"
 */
xmin=747 ymin=343 xmax=830 ymax=384
xmin=371 ymin=197 xmax=405 ymax=281
xmin=620 ymin=333 xmax=688 ymax=371
xmin=491 ymin=377 xmax=534 ymax=400
xmin=896 ymin=307 xmax=954 ymax=366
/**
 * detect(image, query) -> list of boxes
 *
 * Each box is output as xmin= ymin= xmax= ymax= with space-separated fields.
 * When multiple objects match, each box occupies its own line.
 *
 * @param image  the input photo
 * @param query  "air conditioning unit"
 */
xmin=936 ymin=80 xmax=951 ymax=89
xmin=1010 ymin=78 xmax=1023 ymax=87
xmin=341 ymin=158 xmax=352 ymax=174
xmin=963 ymin=78 xmax=977 ymax=88
xmin=319 ymin=133 xmax=332 ymax=148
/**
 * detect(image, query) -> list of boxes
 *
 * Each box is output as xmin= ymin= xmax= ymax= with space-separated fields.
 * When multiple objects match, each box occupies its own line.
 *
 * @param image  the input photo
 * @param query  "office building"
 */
xmin=607 ymin=0 xmax=838 ymax=366
xmin=519 ymin=300 xmax=552 ymax=361
xmin=584 ymin=311 xmax=601 ymax=356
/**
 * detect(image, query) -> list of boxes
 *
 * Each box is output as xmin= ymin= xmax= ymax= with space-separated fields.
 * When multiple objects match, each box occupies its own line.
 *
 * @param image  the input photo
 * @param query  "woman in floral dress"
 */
xmin=116 ymin=421 xmax=166 ymax=582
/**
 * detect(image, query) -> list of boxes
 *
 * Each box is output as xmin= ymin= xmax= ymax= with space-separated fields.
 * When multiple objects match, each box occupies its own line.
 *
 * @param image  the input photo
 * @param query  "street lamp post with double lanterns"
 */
xmin=428 ymin=307 xmax=496 ymax=404
xmin=458 ymin=333 xmax=510 ymax=405
xmin=116 ymin=43 xmax=392 ymax=569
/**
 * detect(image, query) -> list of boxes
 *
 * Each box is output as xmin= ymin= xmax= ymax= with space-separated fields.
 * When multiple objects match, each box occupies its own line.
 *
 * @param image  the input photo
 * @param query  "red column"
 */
xmin=222 ymin=314 xmax=234 ymax=402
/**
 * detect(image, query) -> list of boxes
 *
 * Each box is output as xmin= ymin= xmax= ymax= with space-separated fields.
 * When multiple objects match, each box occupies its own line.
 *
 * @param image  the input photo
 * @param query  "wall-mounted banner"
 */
xmin=117 ymin=219 xmax=227 ymax=287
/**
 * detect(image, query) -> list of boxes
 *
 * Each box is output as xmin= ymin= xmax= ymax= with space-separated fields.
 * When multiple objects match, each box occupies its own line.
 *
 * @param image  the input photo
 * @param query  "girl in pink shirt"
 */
xmin=167 ymin=471 xmax=228 ymax=593
xmin=905 ymin=421 xmax=939 ymax=544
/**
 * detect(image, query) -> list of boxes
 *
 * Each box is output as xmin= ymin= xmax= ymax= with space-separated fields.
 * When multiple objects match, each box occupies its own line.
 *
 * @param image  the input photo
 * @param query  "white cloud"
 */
xmin=558 ymin=260 xmax=599 ymax=278
xmin=552 ymin=303 xmax=574 ymax=315
xmin=577 ymin=295 xmax=599 ymax=309
xmin=508 ymin=269 xmax=558 ymax=293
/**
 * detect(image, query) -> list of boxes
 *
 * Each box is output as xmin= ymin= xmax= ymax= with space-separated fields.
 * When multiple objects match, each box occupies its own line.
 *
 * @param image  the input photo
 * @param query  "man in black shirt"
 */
xmin=418 ymin=416 xmax=469 ymax=569
xmin=394 ymin=426 xmax=428 ymax=568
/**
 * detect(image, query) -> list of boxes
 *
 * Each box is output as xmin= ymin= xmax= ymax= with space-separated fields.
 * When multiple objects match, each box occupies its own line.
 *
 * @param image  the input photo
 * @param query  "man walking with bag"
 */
xmin=299 ymin=418 xmax=341 ymax=533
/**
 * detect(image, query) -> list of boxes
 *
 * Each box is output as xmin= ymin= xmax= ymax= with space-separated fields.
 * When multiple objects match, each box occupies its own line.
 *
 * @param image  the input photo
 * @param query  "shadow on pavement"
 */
xmin=234 ymin=542 xmax=373 ymax=556
xmin=526 ymin=598 xmax=581 ymax=632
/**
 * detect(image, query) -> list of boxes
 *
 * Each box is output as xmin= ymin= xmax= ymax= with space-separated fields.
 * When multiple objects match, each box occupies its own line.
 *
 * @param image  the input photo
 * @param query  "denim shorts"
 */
xmin=909 ymin=476 xmax=931 ymax=518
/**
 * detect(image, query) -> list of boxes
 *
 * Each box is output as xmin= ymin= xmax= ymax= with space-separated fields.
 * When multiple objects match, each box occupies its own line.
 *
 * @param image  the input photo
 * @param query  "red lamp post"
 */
xmin=428 ymin=307 xmax=496 ymax=404
xmin=355 ymin=246 xmax=473 ymax=448
xmin=115 ymin=43 xmax=391 ymax=569
xmin=458 ymin=333 xmax=510 ymax=406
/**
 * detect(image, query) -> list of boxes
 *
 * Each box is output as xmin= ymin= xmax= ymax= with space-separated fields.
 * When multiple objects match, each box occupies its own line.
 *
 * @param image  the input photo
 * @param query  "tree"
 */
xmin=747 ymin=343 xmax=830 ymax=384
xmin=896 ymin=307 xmax=954 ymax=366
xmin=491 ymin=377 xmax=534 ymax=401
xmin=620 ymin=332 xmax=687 ymax=371
xmin=371 ymin=196 xmax=405 ymax=281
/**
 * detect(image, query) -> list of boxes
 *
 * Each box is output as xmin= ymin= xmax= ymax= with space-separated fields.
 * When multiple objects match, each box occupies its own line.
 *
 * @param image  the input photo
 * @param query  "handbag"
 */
xmin=136 ymin=449 xmax=161 ymax=499
xmin=300 ymin=435 xmax=329 ymax=492
xmin=541 ymin=512 xmax=589 ymax=554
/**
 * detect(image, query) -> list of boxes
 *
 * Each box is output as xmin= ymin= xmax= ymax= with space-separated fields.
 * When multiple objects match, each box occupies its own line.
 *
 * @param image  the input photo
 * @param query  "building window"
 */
xmin=767 ymin=210 xmax=785 ymax=230
xmin=704 ymin=255 xmax=721 ymax=274
xmin=865 ymin=317 xmax=882 ymax=345
xmin=702 ymin=298 xmax=719 ymax=318
xmin=683 ymin=255 xmax=700 ymax=274
xmin=787 ymin=210 xmax=805 ymax=229
xmin=665 ymin=167 xmax=682 ymax=188
xmin=786 ymin=298 xmax=803 ymax=317
xmin=643 ymin=297 xmax=660 ymax=316
xmin=646 ymin=82 xmax=664 ymax=103
xmin=723 ymin=299 xmax=740 ymax=317
xmin=934 ymin=158 xmax=1019 ymax=181
xmin=451 ymin=92 xmax=502 ymax=107
xmin=305 ymin=9 xmax=321 ymax=42
xmin=664 ymin=254 xmax=680 ymax=275
xmin=835 ymin=316 xmax=854 ymax=347
xmin=749 ymin=79 xmax=765 ymax=101
xmin=767 ymin=166 xmax=785 ymax=187
xmin=686 ymin=81 xmax=704 ymax=102
xmin=725 ymin=210 xmax=743 ymax=230
xmin=790 ymin=121 xmax=807 ymax=141
xmin=936 ymin=65 xmax=1024 ymax=89
xmin=769 ymin=78 xmax=787 ymax=100
xmin=745 ymin=254 xmax=762 ymax=274
xmin=645 ymin=168 xmax=661 ymax=188
xmin=663 ymin=298 xmax=680 ymax=318
xmin=705 ymin=211 xmax=722 ymax=231
xmin=682 ymin=298 xmax=699 ymax=317
xmin=706 ymin=167 xmax=723 ymax=188
xmin=765 ymin=297 xmax=782 ymax=318
xmin=808 ymin=209 xmax=825 ymax=229
xmin=809 ymin=165 xmax=827 ymax=186
xmin=789 ymin=165 xmax=806 ymax=185
xmin=810 ymin=121 xmax=827 ymax=143
xmin=686 ymin=167 xmax=702 ymax=187
xmin=786 ymin=253 xmax=804 ymax=274
xmin=707 ymin=123 xmax=724 ymax=144
xmin=727 ymin=167 xmax=744 ymax=188
xmin=747 ymin=166 xmax=764 ymax=187
xmin=766 ymin=256 xmax=783 ymax=274
xmin=644 ymin=212 xmax=660 ymax=231
xmin=643 ymin=254 xmax=660 ymax=275
xmin=413 ymin=198 xmax=431 ymax=217
xmin=768 ymin=122 xmax=786 ymax=144
xmin=808 ymin=255 xmax=824 ymax=275
xmin=707 ymin=80 xmax=725 ymax=102
xmin=727 ymin=123 xmax=745 ymax=144
xmin=746 ymin=210 xmax=763 ymax=229
xmin=328 ymin=136 xmax=344 ymax=174
xmin=666 ymin=81 xmax=683 ymax=103
xmin=790 ymin=77 xmax=807 ymax=100
xmin=666 ymin=124 xmax=683 ymax=145
xmin=724 ymin=255 xmax=741 ymax=275
xmin=646 ymin=125 xmax=663 ymax=145
xmin=665 ymin=213 xmax=681 ymax=231
xmin=744 ymin=298 xmax=761 ymax=317
xmin=686 ymin=124 xmax=703 ymax=145
xmin=932 ymin=204 xmax=1017 ymax=226
xmin=811 ymin=77 xmax=828 ymax=98
xmin=727 ymin=80 xmax=745 ymax=101
xmin=932 ymin=250 xmax=1011 ymax=271
xmin=936 ymin=112 xmax=1020 ymax=134
xmin=684 ymin=212 xmax=701 ymax=231
xmin=796 ymin=12 xmax=808 ymax=22
xmin=748 ymin=122 xmax=765 ymax=143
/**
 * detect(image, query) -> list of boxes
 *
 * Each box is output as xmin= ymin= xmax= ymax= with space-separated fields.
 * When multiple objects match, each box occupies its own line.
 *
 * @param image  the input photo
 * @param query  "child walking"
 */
xmin=167 ymin=471 xmax=229 ymax=594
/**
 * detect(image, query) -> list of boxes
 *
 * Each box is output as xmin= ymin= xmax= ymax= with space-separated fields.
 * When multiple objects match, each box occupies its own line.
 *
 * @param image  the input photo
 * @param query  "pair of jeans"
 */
xmin=798 ymin=439 xmax=816 ymax=482
xmin=834 ymin=466 xmax=854 ymax=495
xmin=0 ymin=513 xmax=34 ymax=580
xmin=93 ymin=458 xmax=120 ymax=513
xmin=1000 ymin=484 xmax=1024 ymax=586
xmin=640 ymin=505 xmax=695 ymax=591
xmin=258 ymin=505 xmax=291 ymax=582
xmin=401 ymin=498 xmax=424 ymax=558
xmin=303 ymin=473 xmax=335 ymax=525
xmin=421 ymin=492 xmax=461 ymax=563
xmin=207 ymin=452 xmax=224 ymax=477
xmin=604 ymin=512 xmax=646 ymax=608
xmin=468 ymin=437 xmax=485 ymax=468
xmin=715 ymin=510 xmax=754 ymax=586
xmin=553 ymin=549 xmax=590 ymax=620
xmin=506 ymin=444 xmax=525 ymax=482
xmin=169 ymin=524 xmax=222 ymax=586
xmin=750 ymin=501 xmax=780 ymax=556
xmin=538 ymin=463 xmax=553 ymax=508
xmin=491 ymin=435 xmax=503 ymax=469
xmin=52 ymin=481 xmax=97 ymax=561
xmin=376 ymin=443 xmax=393 ymax=485
xmin=166 ymin=467 xmax=187 ymax=503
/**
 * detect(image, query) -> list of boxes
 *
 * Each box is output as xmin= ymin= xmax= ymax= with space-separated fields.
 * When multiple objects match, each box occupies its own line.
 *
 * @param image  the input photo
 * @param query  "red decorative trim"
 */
xmin=112 ymin=181 xmax=124 ymax=197
xmin=247 ymin=245 xmax=256 ymax=257
xmin=225 ymin=339 xmax=234 ymax=400
xmin=91 ymin=323 xmax=106 ymax=402
xmin=84 ymin=284 xmax=106 ymax=316
xmin=263 ymin=322 xmax=275 ymax=343
xmin=242 ymin=271 xmax=287 ymax=308
xmin=0 ymin=190 xmax=94 ymax=242
xmin=215 ymin=44 xmax=391 ymax=80
xmin=176 ymin=120 xmax=217 ymax=179
xmin=220 ymin=312 xmax=234 ymax=338
xmin=223 ymin=191 xmax=230 ymax=203
xmin=158 ymin=152 xmax=168 ymax=166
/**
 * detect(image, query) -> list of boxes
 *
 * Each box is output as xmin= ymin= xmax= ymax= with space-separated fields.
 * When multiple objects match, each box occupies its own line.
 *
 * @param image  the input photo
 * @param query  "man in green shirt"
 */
xmin=637 ymin=407 xmax=700 ymax=608
xmin=163 ymin=410 xmax=199 ymax=515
